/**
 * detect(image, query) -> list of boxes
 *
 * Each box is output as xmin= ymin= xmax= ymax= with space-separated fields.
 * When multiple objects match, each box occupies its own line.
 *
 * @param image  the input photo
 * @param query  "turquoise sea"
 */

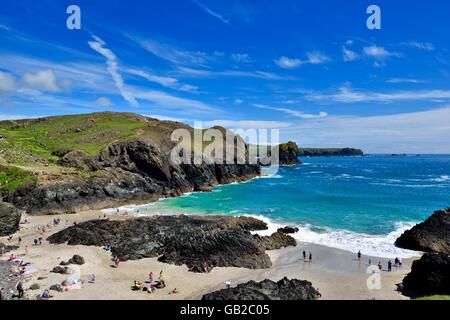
xmin=111 ymin=155 xmax=450 ymax=258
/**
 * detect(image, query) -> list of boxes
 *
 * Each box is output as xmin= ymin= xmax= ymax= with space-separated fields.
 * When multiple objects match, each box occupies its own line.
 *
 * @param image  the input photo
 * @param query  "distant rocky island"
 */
xmin=297 ymin=148 xmax=364 ymax=157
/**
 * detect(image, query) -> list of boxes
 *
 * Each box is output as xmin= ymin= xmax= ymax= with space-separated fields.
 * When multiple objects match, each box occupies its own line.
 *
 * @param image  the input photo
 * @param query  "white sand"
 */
xmin=0 ymin=210 xmax=414 ymax=300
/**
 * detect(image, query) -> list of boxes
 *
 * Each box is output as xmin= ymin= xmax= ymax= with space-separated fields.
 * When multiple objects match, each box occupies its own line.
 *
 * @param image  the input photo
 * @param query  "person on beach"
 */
xmin=357 ymin=251 xmax=361 ymax=261
xmin=309 ymin=252 xmax=312 ymax=261
xmin=18 ymin=236 xmax=22 ymax=245
xmin=225 ymin=281 xmax=231 ymax=289
xmin=368 ymin=259 xmax=372 ymax=265
xmin=388 ymin=260 xmax=392 ymax=272
xmin=24 ymin=245 xmax=28 ymax=255
xmin=378 ymin=261 xmax=382 ymax=271
xmin=16 ymin=281 xmax=24 ymax=298
xmin=303 ymin=251 xmax=306 ymax=260
xmin=114 ymin=256 xmax=120 ymax=268
xmin=149 ymin=272 xmax=154 ymax=282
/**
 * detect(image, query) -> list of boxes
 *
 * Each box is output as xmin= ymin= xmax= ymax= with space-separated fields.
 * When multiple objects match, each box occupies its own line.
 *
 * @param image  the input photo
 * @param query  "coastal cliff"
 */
xmin=0 ymin=112 xmax=260 ymax=215
xmin=0 ymin=200 xmax=21 ymax=236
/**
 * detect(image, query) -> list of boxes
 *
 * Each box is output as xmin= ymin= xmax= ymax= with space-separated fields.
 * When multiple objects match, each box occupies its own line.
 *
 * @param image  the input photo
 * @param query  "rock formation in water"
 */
xmin=201 ymin=277 xmax=320 ymax=300
xmin=47 ymin=215 xmax=296 ymax=272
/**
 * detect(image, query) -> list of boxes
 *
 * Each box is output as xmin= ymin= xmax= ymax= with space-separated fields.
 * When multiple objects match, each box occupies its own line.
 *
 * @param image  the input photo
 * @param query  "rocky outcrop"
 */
xmin=202 ymin=277 xmax=320 ymax=300
xmin=277 ymin=142 xmax=301 ymax=165
xmin=298 ymin=148 xmax=364 ymax=157
xmin=395 ymin=208 xmax=450 ymax=253
xmin=10 ymin=140 xmax=260 ymax=215
xmin=0 ymin=201 xmax=21 ymax=236
xmin=60 ymin=254 xmax=85 ymax=266
xmin=277 ymin=226 xmax=299 ymax=234
xmin=47 ymin=215 xmax=296 ymax=272
xmin=402 ymin=253 xmax=450 ymax=297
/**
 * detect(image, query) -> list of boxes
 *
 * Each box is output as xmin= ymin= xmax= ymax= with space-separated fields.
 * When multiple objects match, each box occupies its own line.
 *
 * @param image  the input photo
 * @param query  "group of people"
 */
xmin=132 ymin=270 xmax=176 ymax=294
xmin=359 ymin=251 xmax=403 ymax=272
xmin=302 ymin=250 xmax=313 ymax=261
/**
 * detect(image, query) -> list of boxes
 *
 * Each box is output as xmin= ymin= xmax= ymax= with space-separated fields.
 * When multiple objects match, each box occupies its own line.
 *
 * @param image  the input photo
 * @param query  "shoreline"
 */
xmin=0 ymin=209 xmax=415 ymax=300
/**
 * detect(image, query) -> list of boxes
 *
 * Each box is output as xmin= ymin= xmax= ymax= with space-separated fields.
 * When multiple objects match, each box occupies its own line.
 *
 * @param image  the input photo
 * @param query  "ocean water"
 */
xmin=114 ymin=155 xmax=450 ymax=258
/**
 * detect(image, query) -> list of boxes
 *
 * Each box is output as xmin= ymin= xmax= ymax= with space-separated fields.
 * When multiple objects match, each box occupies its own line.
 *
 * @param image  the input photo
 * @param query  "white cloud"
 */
xmin=363 ymin=45 xmax=402 ymax=60
xmin=136 ymin=38 xmax=212 ymax=66
xmin=131 ymin=88 xmax=218 ymax=114
xmin=95 ymin=97 xmax=112 ymax=106
xmin=342 ymin=47 xmax=359 ymax=62
xmin=231 ymin=53 xmax=252 ymax=63
xmin=274 ymin=51 xmax=330 ymax=69
xmin=205 ymin=119 xmax=291 ymax=129
xmin=306 ymin=87 xmax=450 ymax=103
xmin=234 ymin=99 xmax=243 ymax=104
xmin=274 ymin=56 xmax=302 ymax=69
xmin=192 ymin=0 xmax=230 ymax=25
xmin=0 ymin=71 xmax=18 ymax=92
xmin=145 ymin=114 xmax=186 ymax=122
xmin=386 ymin=78 xmax=425 ymax=84
xmin=88 ymin=35 xmax=138 ymax=106
xmin=179 ymin=84 xmax=199 ymax=93
xmin=253 ymin=104 xmax=328 ymax=119
xmin=401 ymin=41 xmax=435 ymax=51
xmin=284 ymin=106 xmax=450 ymax=153
xmin=22 ymin=69 xmax=60 ymax=93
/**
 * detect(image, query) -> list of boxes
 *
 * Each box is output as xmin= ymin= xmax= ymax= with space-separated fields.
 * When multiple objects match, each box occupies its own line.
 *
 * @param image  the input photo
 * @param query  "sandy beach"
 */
xmin=0 ymin=209 xmax=414 ymax=300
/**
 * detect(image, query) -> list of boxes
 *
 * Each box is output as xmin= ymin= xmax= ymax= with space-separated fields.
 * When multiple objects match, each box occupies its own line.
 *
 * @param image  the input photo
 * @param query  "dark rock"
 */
xmin=395 ymin=208 xmax=450 ymax=253
xmin=258 ymin=231 xmax=297 ymax=250
xmin=47 ymin=215 xmax=296 ymax=272
xmin=202 ymin=277 xmax=319 ymax=300
xmin=29 ymin=283 xmax=40 ymax=290
xmin=402 ymin=252 xmax=450 ymax=297
xmin=60 ymin=254 xmax=85 ymax=265
xmin=51 ymin=266 xmax=66 ymax=274
xmin=263 ymin=141 xmax=301 ymax=165
xmin=57 ymin=150 xmax=97 ymax=171
xmin=0 ymin=201 xmax=21 ymax=236
xmin=277 ymin=226 xmax=299 ymax=234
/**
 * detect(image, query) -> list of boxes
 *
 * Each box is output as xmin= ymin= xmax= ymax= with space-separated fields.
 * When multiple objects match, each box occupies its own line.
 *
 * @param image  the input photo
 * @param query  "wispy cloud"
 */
xmin=274 ymin=51 xmax=330 ymax=69
xmin=253 ymin=104 xmax=328 ymax=119
xmin=176 ymin=66 xmax=290 ymax=80
xmin=192 ymin=0 xmax=230 ymax=25
xmin=401 ymin=41 xmax=435 ymax=51
xmin=342 ymin=47 xmax=359 ymax=62
xmin=0 ymin=71 xmax=18 ymax=92
xmin=22 ymin=69 xmax=61 ymax=93
xmin=363 ymin=45 xmax=402 ymax=60
xmin=386 ymin=78 xmax=425 ymax=84
xmin=127 ymin=68 xmax=198 ymax=93
xmin=305 ymin=86 xmax=450 ymax=103
xmin=88 ymin=35 xmax=138 ymax=106
xmin=95 ymin=97 xmax=112 ymax=106
xmin=231 ymin=53 xmax=252 ymax=63
xmin=204 ymin=119 xmax=291 ymax=129
xmin=134 ymin=38 xmax=212 ymax=66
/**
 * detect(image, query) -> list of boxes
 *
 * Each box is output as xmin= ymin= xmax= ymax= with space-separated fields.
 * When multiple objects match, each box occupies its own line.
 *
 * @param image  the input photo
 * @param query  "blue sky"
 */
xmin=1 ymin=0 xmax=450 ymax=153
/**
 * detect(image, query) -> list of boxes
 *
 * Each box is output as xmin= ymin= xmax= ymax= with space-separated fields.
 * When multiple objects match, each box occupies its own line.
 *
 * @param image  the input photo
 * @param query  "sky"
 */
xmin=0 ymin=0 xmax=450 ymax=153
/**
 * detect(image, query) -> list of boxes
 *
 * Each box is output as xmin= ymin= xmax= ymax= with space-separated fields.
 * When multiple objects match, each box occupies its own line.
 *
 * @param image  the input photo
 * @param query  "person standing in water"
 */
xmin=388 ymin=260 xmax=392 ymax=272
xmin=309 ymin=252 xmax=312 ymax=261
xmin=357 ymin=251 xmax=362 ymax=261
xmin=303 ymin=250 xmax=306 ymax=260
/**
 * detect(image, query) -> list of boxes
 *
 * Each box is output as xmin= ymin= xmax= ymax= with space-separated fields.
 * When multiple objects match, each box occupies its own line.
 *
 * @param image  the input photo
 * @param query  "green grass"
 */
xmin=416 ymin=295 xmax=450 ymax=300
xmin=0 ymin=165 xmax=37 ymax=193
xmin=0 ymin=112 xmax=151 ymax=165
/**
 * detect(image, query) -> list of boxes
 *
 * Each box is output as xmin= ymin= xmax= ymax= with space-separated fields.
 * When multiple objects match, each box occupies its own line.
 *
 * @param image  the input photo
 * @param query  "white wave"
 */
xmin=248 ymin=215 xmax=420 ymax=259
xmin=432 ymin=175 xmax=450 ymax=182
